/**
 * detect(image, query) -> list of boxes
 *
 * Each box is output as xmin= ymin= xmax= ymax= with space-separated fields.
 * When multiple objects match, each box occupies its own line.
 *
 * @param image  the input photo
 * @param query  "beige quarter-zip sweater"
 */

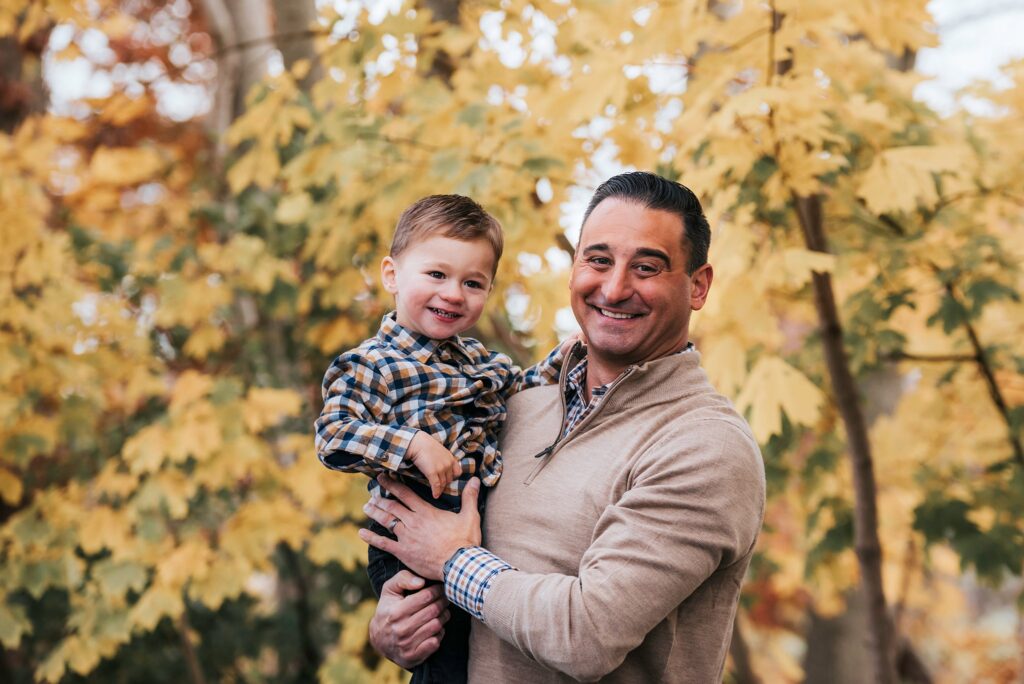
xmin=468 ymin=350 xmax=765 ymax=683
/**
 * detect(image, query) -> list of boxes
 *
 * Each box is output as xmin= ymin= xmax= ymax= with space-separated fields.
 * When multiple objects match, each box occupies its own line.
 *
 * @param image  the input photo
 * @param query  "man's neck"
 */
xmin=583 ymin=359 xmax=628 ymax=401
xmin=583 ymin=341 xmax=693 ymax=400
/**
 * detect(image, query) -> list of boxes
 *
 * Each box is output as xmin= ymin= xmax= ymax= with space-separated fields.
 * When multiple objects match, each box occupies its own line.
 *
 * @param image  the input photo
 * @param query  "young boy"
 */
xmin=314 ymin=195 xmax=571 ymax=684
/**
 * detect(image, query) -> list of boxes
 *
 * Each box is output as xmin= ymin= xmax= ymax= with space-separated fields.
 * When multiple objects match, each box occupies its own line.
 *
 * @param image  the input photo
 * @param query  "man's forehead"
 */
xmin=579 ymin=204 xmax=684 ymax=248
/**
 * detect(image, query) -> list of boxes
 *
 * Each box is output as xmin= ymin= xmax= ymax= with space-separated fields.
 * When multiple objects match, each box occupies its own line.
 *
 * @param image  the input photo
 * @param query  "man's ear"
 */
xmin=689 ymin=263 xmax=713 ymax=311
xmin=381 ymin=256 xmax=399 ymax=295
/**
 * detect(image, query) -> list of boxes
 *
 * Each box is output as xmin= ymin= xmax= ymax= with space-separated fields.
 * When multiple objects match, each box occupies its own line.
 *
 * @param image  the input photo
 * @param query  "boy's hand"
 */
xmin=408 ymin=431 xmax=462 ymax=499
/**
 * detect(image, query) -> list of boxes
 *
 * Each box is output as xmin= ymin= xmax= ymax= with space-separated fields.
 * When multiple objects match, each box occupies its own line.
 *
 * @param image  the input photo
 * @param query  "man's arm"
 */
xmin=498 ymin=336 xmax=580 ymax=396
xmin=362 ymin=427 xmax=765 ymax=681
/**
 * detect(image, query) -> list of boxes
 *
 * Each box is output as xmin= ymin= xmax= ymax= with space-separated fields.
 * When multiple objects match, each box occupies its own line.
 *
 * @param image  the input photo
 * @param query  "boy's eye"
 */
xmin=465 ymin=280 xmax=484 ymax=290
xmin=427 ymin=271 xmax=445 ymax=279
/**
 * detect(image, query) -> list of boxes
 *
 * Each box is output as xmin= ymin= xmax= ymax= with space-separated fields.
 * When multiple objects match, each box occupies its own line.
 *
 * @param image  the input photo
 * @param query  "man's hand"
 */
xmin=360 ymin=475 xmax=483 ymax=580
xmin=407 ymin=431 xmax=462 ymax=499
xmin=369 ymin=570 xmax=449 ymax=669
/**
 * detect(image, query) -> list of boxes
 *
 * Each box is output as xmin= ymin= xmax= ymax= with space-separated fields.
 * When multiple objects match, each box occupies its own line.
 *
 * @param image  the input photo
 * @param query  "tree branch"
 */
xmin=884 ymin=351 xmax=976 ymax=363
xmin=940 ymin=280 xmax=1024 ymax=469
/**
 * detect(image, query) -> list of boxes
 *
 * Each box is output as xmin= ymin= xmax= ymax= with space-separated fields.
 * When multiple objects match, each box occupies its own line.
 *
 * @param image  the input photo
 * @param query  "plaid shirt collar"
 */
xmin=563 ymin=342 xmax=696 ymax=435
xmin=377 ymin=311 xmax=472 ymax=364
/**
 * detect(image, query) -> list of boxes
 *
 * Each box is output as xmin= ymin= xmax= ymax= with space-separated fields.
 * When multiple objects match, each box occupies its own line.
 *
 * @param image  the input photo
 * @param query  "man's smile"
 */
xmin=596 ymin=307 xmax=642 ymax=320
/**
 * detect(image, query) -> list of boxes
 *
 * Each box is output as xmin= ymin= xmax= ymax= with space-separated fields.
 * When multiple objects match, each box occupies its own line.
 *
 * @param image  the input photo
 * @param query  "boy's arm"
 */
xmin=314 ymin=353 xmax=418 ymax=474
xmin=507 ymin=335 xmax=580 ymax=394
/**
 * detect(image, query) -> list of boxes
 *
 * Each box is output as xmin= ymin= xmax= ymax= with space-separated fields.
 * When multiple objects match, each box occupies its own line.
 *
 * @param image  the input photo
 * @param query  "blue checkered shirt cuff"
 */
xmin=443 ymin=546 xmax=514 ymax=620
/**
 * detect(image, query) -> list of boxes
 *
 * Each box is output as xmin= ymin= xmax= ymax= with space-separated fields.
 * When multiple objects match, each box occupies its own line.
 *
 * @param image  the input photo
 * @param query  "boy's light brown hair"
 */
xmin=389 ymin=195 xmax=504 ymax=273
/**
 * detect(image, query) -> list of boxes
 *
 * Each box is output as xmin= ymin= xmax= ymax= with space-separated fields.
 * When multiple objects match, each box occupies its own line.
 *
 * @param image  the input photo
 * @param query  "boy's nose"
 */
xmin=440 ymin=281 xmax=464 ymax=303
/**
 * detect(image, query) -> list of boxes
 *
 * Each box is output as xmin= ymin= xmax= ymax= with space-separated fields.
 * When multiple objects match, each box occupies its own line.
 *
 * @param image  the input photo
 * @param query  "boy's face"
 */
xmin=381 ymin=234 xmax=496 ymax=340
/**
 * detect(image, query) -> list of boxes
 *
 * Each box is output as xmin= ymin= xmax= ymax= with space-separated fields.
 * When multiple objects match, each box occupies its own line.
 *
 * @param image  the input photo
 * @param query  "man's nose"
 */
xmin=601 ymin=266 xmax=633 ymax=302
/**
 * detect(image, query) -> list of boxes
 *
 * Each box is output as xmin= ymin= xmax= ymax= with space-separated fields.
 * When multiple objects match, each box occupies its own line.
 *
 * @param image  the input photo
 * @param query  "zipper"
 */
xmin=522 ymin=364 xmax=638 ymax=485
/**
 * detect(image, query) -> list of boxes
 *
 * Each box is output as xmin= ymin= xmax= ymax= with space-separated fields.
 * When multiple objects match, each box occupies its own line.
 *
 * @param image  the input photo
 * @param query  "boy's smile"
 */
xmin=381 ymin=235 xmax=496 ymax=340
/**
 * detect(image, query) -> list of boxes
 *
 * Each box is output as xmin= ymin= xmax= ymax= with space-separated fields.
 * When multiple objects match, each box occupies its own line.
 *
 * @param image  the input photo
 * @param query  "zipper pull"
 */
xmin=533 ymin=445 xmax=554 ymax=459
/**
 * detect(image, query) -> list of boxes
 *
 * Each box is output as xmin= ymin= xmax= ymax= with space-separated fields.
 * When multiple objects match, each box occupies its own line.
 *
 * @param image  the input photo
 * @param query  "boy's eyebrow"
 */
xmin=422 ymin=261 xmax=492 ymax=281
xmin=581 ymin=243 xmax=672 ymax=267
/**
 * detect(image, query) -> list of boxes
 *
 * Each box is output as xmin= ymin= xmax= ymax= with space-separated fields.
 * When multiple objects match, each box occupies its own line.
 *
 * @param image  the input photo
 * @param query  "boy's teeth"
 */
xmin=430 ymin=308 xmax=458 ymax=319
xmin=600 ymin=308 xmax=638 ymax=319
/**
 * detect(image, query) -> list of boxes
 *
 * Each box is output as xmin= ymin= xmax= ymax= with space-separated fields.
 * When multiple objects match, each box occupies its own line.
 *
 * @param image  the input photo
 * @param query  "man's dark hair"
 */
xmin=581 ymin=172 xmax=710 ymax=274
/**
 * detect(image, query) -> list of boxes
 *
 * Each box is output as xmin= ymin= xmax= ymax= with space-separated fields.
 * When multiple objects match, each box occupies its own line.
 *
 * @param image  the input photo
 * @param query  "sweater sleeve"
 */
xmin=477 ymin=423 xmax=765 ymax=681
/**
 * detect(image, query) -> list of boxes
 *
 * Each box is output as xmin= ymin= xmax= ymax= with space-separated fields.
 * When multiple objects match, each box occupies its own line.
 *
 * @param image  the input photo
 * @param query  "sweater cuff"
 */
xmin=443 ymin=546 xmax=514 ymax=620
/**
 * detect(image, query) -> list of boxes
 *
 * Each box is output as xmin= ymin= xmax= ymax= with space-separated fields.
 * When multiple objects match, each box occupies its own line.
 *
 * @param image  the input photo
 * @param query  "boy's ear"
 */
xmin=380 ymin=256 xmax=399 ymax=294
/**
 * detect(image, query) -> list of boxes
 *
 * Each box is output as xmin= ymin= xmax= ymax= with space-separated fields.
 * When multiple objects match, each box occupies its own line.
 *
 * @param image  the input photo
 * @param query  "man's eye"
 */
xmin=635 ymin=263 xmax=660 ymax=274
xmin=587 ymin=256 xmax=612 ymax=267
xmin=427 ymin=271 xmax=445 ymax=279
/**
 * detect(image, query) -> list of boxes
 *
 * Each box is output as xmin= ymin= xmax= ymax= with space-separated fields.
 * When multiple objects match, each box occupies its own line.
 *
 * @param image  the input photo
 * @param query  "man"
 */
xmin=359 ymin=172 xmax=766 ymax=682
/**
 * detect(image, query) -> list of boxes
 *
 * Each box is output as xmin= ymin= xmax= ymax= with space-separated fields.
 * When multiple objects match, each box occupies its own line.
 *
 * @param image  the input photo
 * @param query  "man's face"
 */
xmin=381 ymin=234 xmax=495 ymax=340
xmin=570 ymin=198 xmax=712 ymax=369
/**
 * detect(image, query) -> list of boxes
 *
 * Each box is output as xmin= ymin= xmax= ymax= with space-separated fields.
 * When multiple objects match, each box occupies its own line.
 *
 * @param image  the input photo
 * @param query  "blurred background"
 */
xmin=1 ymin=0 xmax=1023 ymax=682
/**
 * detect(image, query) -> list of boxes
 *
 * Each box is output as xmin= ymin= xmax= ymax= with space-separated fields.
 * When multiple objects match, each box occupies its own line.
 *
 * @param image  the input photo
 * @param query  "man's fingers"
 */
xmin=460 ymin=477 xmax=481 ymax=514
xmin=379 ymin=474 xmax=427 ymax=512
xmin=407 ymin=635 xmax=443 ymax=665
xmin=380 ymin=570 xmax=426 ymax=597
xmin=362 ymin=499 xmax=397 ymax=529
xmin=358 ymin=528 xmax=396 ymax=554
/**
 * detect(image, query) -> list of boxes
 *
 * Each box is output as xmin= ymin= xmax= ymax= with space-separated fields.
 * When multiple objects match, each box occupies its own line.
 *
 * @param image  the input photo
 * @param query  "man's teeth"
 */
xmin=599 ymin=308 xmax=639 ymax=319
xmin=430 ymin=308 xmax=459 ymax=319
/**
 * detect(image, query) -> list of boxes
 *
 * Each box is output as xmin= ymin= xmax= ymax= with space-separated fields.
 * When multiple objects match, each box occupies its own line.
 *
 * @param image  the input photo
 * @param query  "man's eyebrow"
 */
xmin=580 ymin=243 xmax=610 ymax=254
xmin=634 ymin=247 xmax=672 ymax=267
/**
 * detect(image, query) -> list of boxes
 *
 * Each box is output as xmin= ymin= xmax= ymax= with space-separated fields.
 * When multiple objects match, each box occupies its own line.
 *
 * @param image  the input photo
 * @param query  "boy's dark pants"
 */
xmin=366 ymin=478 xmax=483 ymax=684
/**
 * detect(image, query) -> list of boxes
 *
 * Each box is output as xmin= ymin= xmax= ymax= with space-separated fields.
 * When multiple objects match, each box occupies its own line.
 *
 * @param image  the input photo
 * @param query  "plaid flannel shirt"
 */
xmin=314 ymin=313 xmax=565 ymax=498
xmin=443 ymin=342 xmax=696 ymax=620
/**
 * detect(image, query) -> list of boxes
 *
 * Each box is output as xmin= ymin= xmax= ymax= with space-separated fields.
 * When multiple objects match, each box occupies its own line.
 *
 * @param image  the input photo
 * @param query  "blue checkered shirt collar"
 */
xmin=376 ymin=311 xmax=471 ymax=365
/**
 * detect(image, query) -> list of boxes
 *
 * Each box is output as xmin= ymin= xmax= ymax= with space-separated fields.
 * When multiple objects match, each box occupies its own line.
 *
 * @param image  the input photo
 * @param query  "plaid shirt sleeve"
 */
xmin=443 ymin=546 xmax=515 ymax=620
xmin=314 ymin=352 xmax=418 ymax=473
xmin=503 ymin=341 xmax=569 ymax=396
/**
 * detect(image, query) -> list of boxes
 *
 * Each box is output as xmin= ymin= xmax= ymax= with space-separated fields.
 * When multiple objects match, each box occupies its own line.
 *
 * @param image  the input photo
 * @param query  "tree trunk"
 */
xmin=0 ymin=31 xmax=49 ymax=133
xmin=195 ymin=0 xmax=274 ymax=143
xmin=793 ymin=193 xmax=897 ymax=684
xmin=271 ymin=0 xmax=321 ymax=86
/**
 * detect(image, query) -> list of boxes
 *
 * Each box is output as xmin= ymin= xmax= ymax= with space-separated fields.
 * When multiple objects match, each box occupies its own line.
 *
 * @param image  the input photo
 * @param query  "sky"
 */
xmin=915 ymin=0 xmax=1024 ymax=114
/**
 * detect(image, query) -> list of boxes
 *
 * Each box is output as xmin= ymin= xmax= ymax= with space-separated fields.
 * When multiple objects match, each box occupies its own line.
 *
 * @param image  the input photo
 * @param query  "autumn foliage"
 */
xmin=1 ymin=0 xmax=1023 ymax=682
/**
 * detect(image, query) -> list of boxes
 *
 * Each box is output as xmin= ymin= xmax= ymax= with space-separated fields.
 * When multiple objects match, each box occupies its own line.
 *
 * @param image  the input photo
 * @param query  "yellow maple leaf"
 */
xmin=243 ymin=388 xmax=302 ymax=433
xmin=169 ymin=371 xmax=213 ymax=413
xmin=77 ymin=506 xmax=133 ymax=557
xmin=89 ymin=147 xmax=165 ymax=186
xmin=307 ymin=524 xmax=365 ymax=571
xmin=856 ymin=145 xmax=972 ymax=214
xmin=275 ymin=192 xmax=312 ymax=224
xmin=0 ymin=467 xmax=23 ymax=505
xmin=735 ymin=356 xmax=826 ymax=442
xmin=129 ymin=586 xmax=184 ymax=632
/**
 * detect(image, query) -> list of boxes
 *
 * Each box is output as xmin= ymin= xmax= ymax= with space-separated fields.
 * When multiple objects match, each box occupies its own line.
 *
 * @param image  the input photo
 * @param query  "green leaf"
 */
xmin=522 ymin=156 xmax=564 ymax=174
xmin=964 ymin=278 xmax=1019 ymax=317
xmin=0 ymin=602 xmax=31 ymax=648
xmin=94 ymin=560 xmax=149 ymax=598
xmin=926 ymin=293 xmax=968 ymax=334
